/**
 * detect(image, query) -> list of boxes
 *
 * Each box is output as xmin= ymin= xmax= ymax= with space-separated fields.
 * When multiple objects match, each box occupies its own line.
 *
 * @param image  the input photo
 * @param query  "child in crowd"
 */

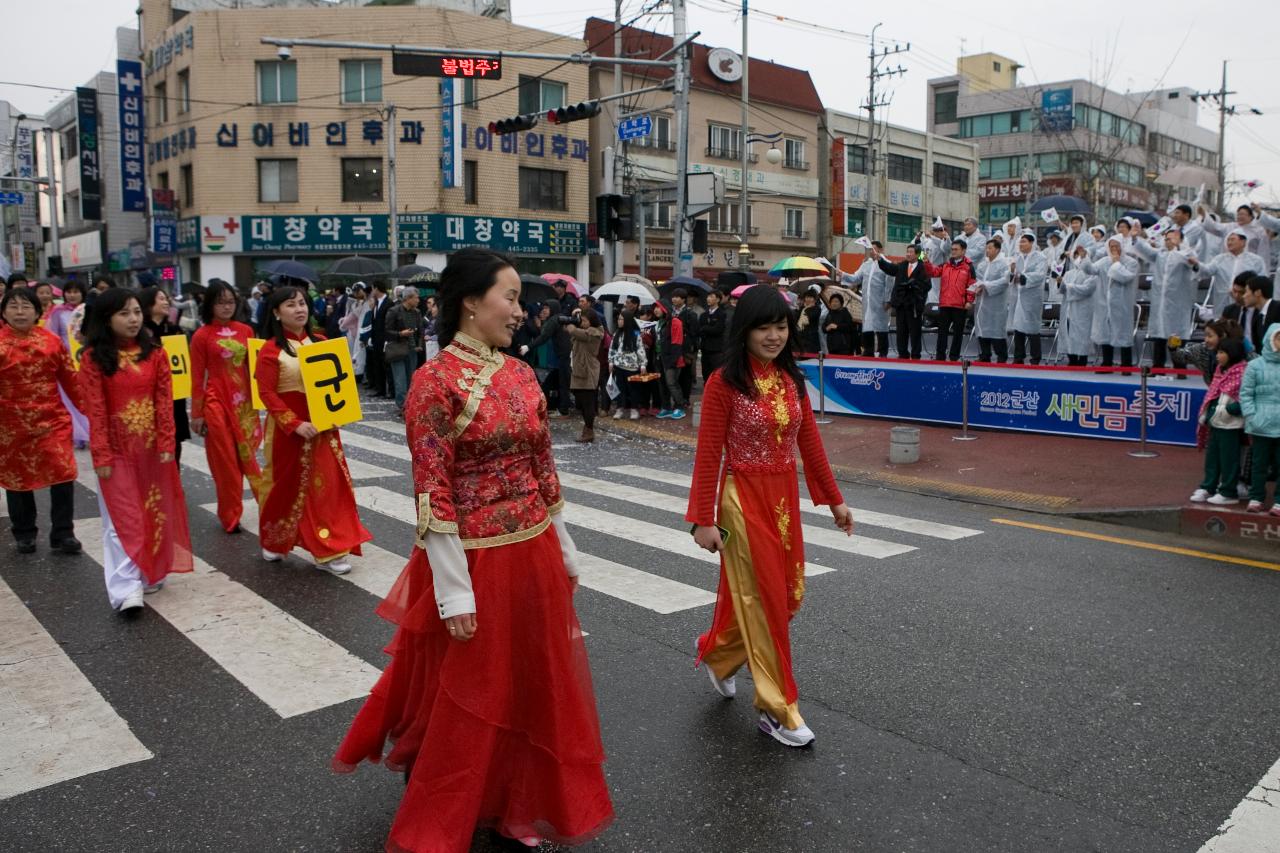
xmin=1191 ymin=338 xmax=1250 ymax=506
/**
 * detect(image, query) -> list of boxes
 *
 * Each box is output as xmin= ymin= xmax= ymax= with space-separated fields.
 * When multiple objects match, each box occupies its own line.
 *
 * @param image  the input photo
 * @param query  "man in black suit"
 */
xmin=1244 ymin=274 xmax=1280 ymax=350
xmin=366 ymin=282 xmax=392 ymax=398
xmin=1220 ymin=273 xmax=1251 ymax=325
xmin=698 ymin=288 xmax=732 ymax=379
xmin=873 ymin=242 xmax=932 ymax=359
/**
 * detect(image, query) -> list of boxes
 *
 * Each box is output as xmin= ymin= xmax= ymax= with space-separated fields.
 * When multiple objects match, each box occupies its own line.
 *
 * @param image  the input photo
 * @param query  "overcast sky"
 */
xmin=3 ymin=0 xmax=1278 ymax=207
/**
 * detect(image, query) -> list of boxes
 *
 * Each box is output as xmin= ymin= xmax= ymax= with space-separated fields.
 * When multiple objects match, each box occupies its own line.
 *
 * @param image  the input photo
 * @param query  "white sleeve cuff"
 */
xmin=551 ymin=515 xmax=580 ymax=578
xmin=424 ymin=532 xmax=475 ymax=619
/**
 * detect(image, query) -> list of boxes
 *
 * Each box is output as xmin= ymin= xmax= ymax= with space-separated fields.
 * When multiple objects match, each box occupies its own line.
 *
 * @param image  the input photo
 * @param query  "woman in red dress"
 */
xmin=189 ymin=279 xmax=263 ymax=533
xmin=334 ymin=249 xmax=613 ymax=852
xmin=254 ymin=286 xmax=370 ymax=574
xmin=0 ymin=287 xmax=84 ymax=555
xmin=79 ymin=288 xmax=193 ymax=612
xmin=687 ymin=284 xmax=854 ymax=747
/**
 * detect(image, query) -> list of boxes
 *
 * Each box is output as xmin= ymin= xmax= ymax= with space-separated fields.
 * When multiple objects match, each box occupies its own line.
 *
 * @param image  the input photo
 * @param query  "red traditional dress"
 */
xmin=191 ymin=320 xmax=264 ymax=531
xmin=686 ymin=360 xmax=843 ymax=730
xmin=254 ymin=331 xmax=370 ymax=561
xmin=79 ymin=343 xmax=193 ymax=594
xmin=0 ymin=325 xmax=80 ymax=491
xmin=334 ymin=331 xmax=613 ymax=853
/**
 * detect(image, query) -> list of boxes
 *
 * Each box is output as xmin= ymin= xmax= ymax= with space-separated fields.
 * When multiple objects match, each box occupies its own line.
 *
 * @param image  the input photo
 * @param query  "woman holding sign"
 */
xmin=334 ymin=249 xmax=613 ymax=852
xmin=254 ymin=286 xmax=370 ymax=575
xmin=79 ymin=288 xmax=193 ymax=612
xmin=140 ymin=287 xmax=191 ymax=461
xmin=189 ymin=280 xmax=263 ymax=534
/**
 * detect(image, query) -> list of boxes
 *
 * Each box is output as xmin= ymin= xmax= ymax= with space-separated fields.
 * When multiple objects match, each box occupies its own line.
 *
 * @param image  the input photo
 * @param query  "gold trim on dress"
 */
xmin=545 ymin=497 xmax=565 ymax=515
xmin=461 ymin=514 xmax=551 ymax=550
xmin=450 ymin=358 xmax=503 ymax=440
xmin=415 ymin=492 xmax=459 ymax=545
xmin=446 ymin=331 xmax=505 ymax=366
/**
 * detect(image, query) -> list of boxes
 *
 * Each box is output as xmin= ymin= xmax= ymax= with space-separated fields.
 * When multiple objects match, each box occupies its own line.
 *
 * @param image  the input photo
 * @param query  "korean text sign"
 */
xmin=162 ymin=334 xmax=192 ymax=400
xmin=298 ymin=338 xmax=363 ymax=431
xmin=247 ymin=338 xmax=265 ymax=410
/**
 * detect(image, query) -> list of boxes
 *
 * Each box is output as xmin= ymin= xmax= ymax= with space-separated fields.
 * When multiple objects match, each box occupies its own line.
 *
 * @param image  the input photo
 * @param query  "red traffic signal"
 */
xmin=547 ymin=101 xmax=602 ymax=124
xmin=488 ymin=113 xmax=540 ymax=135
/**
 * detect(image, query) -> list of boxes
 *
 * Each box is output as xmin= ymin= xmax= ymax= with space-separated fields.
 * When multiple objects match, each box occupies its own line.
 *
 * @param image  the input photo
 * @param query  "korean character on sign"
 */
xmin=527 ymin=222 xmax=544 ymax=244
xmin=352 ymin=217 xmax=373 ymax=241
xmin=475 ymin=59 xmax=494 ymax=76
xmin=317 ymin=217 xmax=341 ymax=241
xmin=185 ymin=26 xmax=194 ymax=50
xmin=1149 ymin=391 xmax=1192 ymax=422
xmin=188 ymin=127 xmax=197 ymax=149
xmin=913 ymin=193 xmax=922 ymax=208
xmin=445 ymin=216 xmax=465 ymax=241
xmin=400 ymin=120 xmax=423 ymax=144
xmin=474 ymin=126 xmax=492 ymax=151
xmin=1095 ymin=395 xmax=1138 ymax=432
xmin=284 ymin=217 xmax=307 ymax=243
xmin=288 ymin=122 xmax=310 ymax=147
xmin=458 ymin=58 xmax=476 ymax=76
xmin=126 ymin=177 xmax=143 ymax=193
xmin=298 ymin=339 xmax=363 ymax=431
xmin=253 ymin=122 xmax=274 ymax=147
xmin=326 ymin=121 xmax=347 ymax=146
xmin=524 ymin=133 xmax=545 ymax=157
xmin=176 ymin=131 xmax=186 ymax=152
xmin=889 ymin=191 xmax=899 ymax=205
xmin=250 ymin=217 xmax=274 ymax=243
xmin=501 ymin=220 xmax=521 ymax=243
xmin=441 ymin=58 xmax=458 ymax=76
xmin=362 ymin=120 xmax=384 ymax=145
xmin=501 ymin=133 xmax=518 ymax=154
xmin=551 ymin=134 xmax=569 ymax=159
xmin=571 ymin=139 xmax=588 ymax=161
xmin=474 ymin=218 xmax=494 ymax=243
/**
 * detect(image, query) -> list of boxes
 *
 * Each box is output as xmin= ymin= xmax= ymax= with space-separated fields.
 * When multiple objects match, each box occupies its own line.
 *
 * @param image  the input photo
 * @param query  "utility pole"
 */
xmin=865 ymin=23 xmax=907 ymax=245
xmin=606 ymin=0 xmax=623 ymax=282
xmin=602 ymin=143 xmax=616 ymax=279
xmin=1190 ymin=61 xmax=1248 ymax=216
xmin=738 ymin=0 xmax=750 ymax=272
xmin=41 ymin=127 xmax=60 ymax=274
xmin=387 ymin=102 xmax=398 ymax=270
xmin=672 ymin=0 xmax=693 ymax=278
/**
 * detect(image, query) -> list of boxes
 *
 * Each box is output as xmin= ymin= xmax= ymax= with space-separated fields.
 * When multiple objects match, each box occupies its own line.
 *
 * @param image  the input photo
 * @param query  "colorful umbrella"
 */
xmin=730 ymin=284 xmax=756 ymax=298
xmin=768 ymin=256 xmax=831 ymax=278
xmin=541 ymin=273 xmax=580 ymax=297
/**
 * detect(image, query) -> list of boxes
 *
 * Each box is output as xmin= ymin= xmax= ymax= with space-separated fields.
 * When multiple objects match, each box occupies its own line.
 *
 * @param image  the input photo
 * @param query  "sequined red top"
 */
xmin=0 ymin=325 xmax=82 ymax=491
xmin=79 ymin=342 xmax=177 ymax=469
xmin=685 ymin=359 xmax=843 ymax=526
xmin=406 ymin=331 xmax=563 ymax=549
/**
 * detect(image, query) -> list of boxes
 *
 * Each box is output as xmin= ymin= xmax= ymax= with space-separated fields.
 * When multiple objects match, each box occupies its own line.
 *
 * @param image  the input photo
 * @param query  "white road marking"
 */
xmin=603 ymin=465 xmax=982 ymax=541
xmin=336 ymin=429 xmax=410 ymax=463
xmin=352 ymin=486 xmax=723 ymax=612
xmin=181 ymin=441 xmax=397 ymax=482
xmin=357 ymin=420 xmax=406 ymax=438
xmin=0 ymin=577 xmax=153 ymax=800
xmin=76 ymin=517 xmax=380 ymax=719
xmin=217 ymin=502 xmax=405 ymax=601
xmin=560 ymin=471 xmax=914 ymax=559
xmin=1200 ymin=756 xmax=1280 ymax=853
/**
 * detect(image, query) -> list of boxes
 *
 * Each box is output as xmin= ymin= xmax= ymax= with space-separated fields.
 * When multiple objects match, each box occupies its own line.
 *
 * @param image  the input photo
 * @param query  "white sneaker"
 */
xmin=1247 ymin=501 xmax=1264 ymax=513
xmin=1189 ymin=489 xmax=1210 ymax=503
xmin=757 ymin=712 xmax=815 ymax=748
xmin=612 ymin=407 xmax=625 ymax=419
xmin=695 ymin=638 xmax=735 ymax=698
xmin=118 ymin=591 xmax=145 ymax=612
xmin=317 ymin=558 xmax=352 ymax=575
xmin=1207 ymin=493 xmax=1239 ymax=506
xmin=261 ymin=548 xmax=286 ymax=562
xmin=143 ymin=581 xmax=164 ymax=595
xmin=629 ymin=408 xmax=640 ymax=420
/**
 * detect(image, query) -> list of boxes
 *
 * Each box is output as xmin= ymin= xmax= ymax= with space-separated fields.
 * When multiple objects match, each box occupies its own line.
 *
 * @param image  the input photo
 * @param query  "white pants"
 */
xmin=97 ymin=486 xmax=144 ymax=610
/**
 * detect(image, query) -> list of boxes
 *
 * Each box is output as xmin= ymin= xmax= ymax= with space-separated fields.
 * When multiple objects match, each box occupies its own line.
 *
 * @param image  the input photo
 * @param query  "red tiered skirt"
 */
xmin=334 ymin=526 xmax=613 ymax=853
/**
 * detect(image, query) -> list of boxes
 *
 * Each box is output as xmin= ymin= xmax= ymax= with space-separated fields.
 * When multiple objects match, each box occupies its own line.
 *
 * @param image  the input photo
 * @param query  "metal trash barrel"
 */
xmin=889 ymin=426 xmax=920 ymax=464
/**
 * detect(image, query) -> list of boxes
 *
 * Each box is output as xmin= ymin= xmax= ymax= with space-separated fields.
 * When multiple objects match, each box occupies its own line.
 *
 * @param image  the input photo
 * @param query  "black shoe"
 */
xmin=16 ymin=539 xmax=36 ymax=554
xmin=227 ymin=523 xmax=242 ymax=534
xmin=51 ymin=537 xmax=82 ymax=555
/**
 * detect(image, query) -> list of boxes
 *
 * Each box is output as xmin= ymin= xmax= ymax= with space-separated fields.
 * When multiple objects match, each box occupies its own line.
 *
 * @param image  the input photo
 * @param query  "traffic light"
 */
xmin=547 ymin=101 xmax=601 ymax=124
xmin=595 ymin=193 xmax=635 ymax=241
xmin=488 ymin=112 xmax=540 ymax=135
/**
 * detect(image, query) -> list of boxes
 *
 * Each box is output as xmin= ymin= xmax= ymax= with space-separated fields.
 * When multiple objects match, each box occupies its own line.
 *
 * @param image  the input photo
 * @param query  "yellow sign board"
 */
xmin=161 ymin=334 xmax=193 ymax=400
xmin=297 ymin=337 xmax=363 ymax=432
xmin=247 ymin=337 xmax=265 ymax=410
xmin=67 ymin=335 xmax=84 ymax=371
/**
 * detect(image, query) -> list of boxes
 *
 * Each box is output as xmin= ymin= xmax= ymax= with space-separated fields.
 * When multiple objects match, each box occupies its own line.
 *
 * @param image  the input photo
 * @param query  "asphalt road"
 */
xmin=3 ymin=397 xmax=1279 ymax=853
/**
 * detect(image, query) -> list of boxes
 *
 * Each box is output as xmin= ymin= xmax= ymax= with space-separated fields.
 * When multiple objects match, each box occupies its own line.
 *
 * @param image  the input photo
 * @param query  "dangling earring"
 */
xmin=469 ymin=313 xmax=475 ymax=320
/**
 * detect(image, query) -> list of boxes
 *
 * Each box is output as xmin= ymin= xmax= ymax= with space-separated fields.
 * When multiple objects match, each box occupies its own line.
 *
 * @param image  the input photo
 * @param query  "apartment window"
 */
xmin=461 ymin=78 xmax=477 ymax=108
xmin=518 ymin=167 xmax=566 ymax=210
xmin=708 ymin=202 xmax=752 ymax=234
xmin=258 ymin=60 xmax=297 ymax=104
xmin=979 ymin=155 xmax=1026 ymax=180
xmin=707 ymin=124 xmax=742 ymax=160
xmin=886 ymin=153 xmax=923 ymax=184
xmin=176 ymin=70 xmax=190 ymax=114
xmin=846 ymin=207 xmax=866 ymax=237
xmin=180 ymin=164 xmax=194 ymax=207
xmin=517 ymin=76 xmax=566 ymax=114
xmin=157 ymin=171 xmax=169 ymax=190
xmin=341 ymin=60 xmax=382 ymax=104
xmin=783 ymin=138 xmax=807 ymax=170
xmin=635 ymin=115 xmax=672 ymax=150
xmin=934 ymin=89 xmax=958 ymax=124
xmin=958 ymin=109 xmax=1032 ymax=138
xmin=464 ymin=160 xmax=478 ymax=204
xmin=645 ymin=200 xmax=674 ymax=229
xmin=933 ymin=162 xmax=969 ymax=192
xmin=886 ymin=212 xmax=920 ymax=244
xmin=993 ymin=61 xmax=1002 ymax=72
xmin=341 ymin=157 xmax=382 ymax=202
xmin=846 ymin=144 xmax=867 ymax=175
xmin=60 ymin=127 xmax=78 ymax=159
xmin=1036 ymin=152 xmax=1068 ymax=174
xmin=154 ymin=81 xmax=168 ymax=123
xmin=258 ymin=159 xmax=298 ymax=203
xmin=784 ymin=207 xmax=806 ymax=238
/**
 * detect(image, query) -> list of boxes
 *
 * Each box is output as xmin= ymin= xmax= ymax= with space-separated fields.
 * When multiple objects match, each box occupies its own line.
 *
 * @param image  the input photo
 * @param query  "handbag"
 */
xmin=384 ymin=338 xmax=411 ymax=363
xmin=1209 ymin=394 xmax=1245 ymax=430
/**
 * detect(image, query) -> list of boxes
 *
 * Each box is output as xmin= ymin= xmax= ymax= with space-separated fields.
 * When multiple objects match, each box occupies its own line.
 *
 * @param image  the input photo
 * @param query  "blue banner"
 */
xmin=800 ymin=359 xmax=1205 ymax=447
xmin=440 ymin=79 xmax=458 ymax=188
xmin=1040 ymin=88 xmax=1074 ymax=133
xmin=75 ymin=87 xmax=102 ymax=221
xmin=116 ymin=60 xmax=146 ymax=212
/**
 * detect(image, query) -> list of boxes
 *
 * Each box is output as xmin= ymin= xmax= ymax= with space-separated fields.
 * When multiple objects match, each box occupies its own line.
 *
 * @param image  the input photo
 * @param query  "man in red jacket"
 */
xmin=924 ymin=238 xmax=977 ymax=361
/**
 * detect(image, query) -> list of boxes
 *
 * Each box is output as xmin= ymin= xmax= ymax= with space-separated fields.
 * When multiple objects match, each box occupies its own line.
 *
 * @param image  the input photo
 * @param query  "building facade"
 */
xmin=927 ymin=53 xmax=1220 ymax=231
xmin=584 ymin=18 xmax=823 ymax=283
xmin=0 ymin=102 xmax=46 ymax=280
xmin=822 ymin=109 xmax=979 ymax=263
xmin=139 ymin=0 xmax=592 ymax=287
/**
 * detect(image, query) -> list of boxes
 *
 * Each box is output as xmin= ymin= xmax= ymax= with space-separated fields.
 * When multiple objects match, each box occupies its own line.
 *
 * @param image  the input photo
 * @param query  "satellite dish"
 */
xmin=707 ymin=47 xmax=743 ymax=83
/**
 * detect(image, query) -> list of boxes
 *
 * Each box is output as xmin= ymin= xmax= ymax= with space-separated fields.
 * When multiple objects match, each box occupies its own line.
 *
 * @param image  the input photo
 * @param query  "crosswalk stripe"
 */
xmin=351 ymin=486 xmax=725 ymax=612
xmin=216 ymin=502 xmax=405 ymax=601
xmin=0 ymin=576 xmax=153 ymax=800
xmin=559 ymin=471 xmax=914 ymax=559
xmin=180 ymin=441 xmax=398 ymax=482
xmin=359 ymin=419 xmax=406 ymax=437
xmin=603 ymin=465 xmax=982 ymax=541
xmin=75 ymin=516 xmax=381 ymax=719
xmin=337 ymin=428 xmax=410 ymax=463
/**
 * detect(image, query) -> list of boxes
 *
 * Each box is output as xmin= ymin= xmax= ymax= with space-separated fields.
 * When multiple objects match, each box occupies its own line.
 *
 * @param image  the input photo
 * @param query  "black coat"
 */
xmin=675 ymin=306 xmax=699 ymax=354
xmin=797 ymin=305 xmax=822 ymax=354
xmin=698 ymin=306 xmax=731 ymax=353
xmin=824 ymin=306 xmax=857 ymax=354
xmin=369 ymin=295 xmax=392 ymax=347
xmin=877 ymin=257 xmax=932 ymax=310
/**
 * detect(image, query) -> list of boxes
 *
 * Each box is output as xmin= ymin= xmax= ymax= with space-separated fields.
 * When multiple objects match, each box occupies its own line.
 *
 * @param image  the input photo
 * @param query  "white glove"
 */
xmin=551 ymin=514 xmax=580 ymax=578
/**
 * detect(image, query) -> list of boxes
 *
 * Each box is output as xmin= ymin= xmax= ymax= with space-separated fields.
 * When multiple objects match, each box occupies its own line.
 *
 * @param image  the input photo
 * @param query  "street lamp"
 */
xmin=737 ymin=131 xmax=783 ymax=271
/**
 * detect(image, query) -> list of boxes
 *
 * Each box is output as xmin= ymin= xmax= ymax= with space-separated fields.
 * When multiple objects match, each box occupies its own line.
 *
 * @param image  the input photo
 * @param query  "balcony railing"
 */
xmin=705 ymin=146 xmax=757 ymax=163
xmin=782 ymin=229 xmax=811 ymax=240
xmin=633 ymin=138 xmax=676 ymax=152
xmin=708 ymin=225 xmax=760 ymax=236
xmin=783 ymin=158 xmax=809 ymax=171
